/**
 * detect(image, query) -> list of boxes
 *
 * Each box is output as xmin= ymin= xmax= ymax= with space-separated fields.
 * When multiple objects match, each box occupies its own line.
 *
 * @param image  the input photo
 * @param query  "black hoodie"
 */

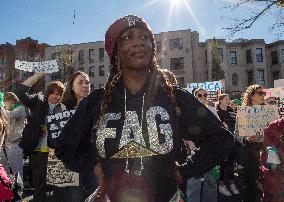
xmin=55 ymin=80 xmax=233 ymax=201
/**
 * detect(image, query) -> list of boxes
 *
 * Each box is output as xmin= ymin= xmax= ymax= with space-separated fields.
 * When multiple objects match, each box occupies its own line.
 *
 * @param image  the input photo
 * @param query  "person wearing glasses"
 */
xmin=240 ymin=84 xmax=265 ymax=202
xmin=194 ymin=88 xmax=218 ymax=117
xmin=184 ymin=88 xmax=218 ymax=202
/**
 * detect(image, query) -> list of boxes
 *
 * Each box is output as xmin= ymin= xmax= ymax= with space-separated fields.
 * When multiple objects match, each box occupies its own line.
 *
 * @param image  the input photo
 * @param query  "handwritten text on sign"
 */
xmin=47 ymin=110 xmax=76 ymax=139
xmin=15 ymin=60 xmax=59 ymax=73
xmin=237 ymin=105 xmax=280 ymax=139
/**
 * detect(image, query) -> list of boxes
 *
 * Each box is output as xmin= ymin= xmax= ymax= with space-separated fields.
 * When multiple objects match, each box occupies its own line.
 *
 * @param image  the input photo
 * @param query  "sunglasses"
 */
xmin=197 ymin=93 xmax=208 ymax=98
xmin=255 ymin=91 xmax=266 ymax=96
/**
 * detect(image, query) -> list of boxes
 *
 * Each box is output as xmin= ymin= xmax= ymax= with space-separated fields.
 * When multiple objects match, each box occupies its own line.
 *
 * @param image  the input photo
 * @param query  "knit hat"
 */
xmin=105 ymin=15 xmax=155 ymax=65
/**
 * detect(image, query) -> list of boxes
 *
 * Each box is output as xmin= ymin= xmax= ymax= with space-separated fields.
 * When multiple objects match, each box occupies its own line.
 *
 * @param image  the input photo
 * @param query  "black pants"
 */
xmin=30 ymin=152 xmax=48 ymax=202
xmin=220 ymin=151 xmax=234 ymax=183
xmin=243 ymin=142 xmax=262 ymax=202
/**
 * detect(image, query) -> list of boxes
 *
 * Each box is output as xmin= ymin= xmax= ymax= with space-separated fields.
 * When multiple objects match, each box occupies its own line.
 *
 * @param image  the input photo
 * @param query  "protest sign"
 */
xmin=46 ymin=149 xmax=79 ymax=187
xmin=264 ymin=87 xmax=284 ymax=107
xmin=187 ymin=81 xmax=222 ymax=101
xmin=15 ymin=60 xmax=59 ymax=73
xmin=237 ymin=105 xmax=280 ymax=140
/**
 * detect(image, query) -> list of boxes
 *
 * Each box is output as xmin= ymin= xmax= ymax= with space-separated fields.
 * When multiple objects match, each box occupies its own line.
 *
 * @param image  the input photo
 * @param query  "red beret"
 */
xmin=105 ymin=15 xmax=155 ymax=65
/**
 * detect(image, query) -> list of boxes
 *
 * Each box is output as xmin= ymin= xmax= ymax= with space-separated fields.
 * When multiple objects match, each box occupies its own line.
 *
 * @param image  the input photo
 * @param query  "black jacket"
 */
xmin=16 ymin=84 xmax=49 ymax=153
xmin=55 ymin=81 xmax=233 ymax=201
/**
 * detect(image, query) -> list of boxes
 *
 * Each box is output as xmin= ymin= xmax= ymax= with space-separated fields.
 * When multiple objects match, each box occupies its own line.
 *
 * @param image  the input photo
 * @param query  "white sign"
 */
xmin=274 ymin=79 xmax=284 ymax=88
xmin=15 ymin=60 xmax=59 ymax=73
xmin=46 ymin=149 xmax=79 ymax=187
xmin=187 ymin=81 xmax=223 ymax=93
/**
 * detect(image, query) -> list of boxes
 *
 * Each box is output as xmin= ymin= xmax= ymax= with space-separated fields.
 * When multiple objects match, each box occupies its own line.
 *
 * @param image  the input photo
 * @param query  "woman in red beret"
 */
xmin=56 ymin=15 xmax=233 ymax=202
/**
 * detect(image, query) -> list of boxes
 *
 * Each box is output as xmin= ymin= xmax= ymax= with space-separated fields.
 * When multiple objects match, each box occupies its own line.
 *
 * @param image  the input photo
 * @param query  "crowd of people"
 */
xmin=0 ymin=15 xmax=283 ymax=202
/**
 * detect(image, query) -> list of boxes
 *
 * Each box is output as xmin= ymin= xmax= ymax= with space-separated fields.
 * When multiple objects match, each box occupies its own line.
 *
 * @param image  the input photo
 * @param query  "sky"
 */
xmin=0 ymin=0 xmax=280 ymax=46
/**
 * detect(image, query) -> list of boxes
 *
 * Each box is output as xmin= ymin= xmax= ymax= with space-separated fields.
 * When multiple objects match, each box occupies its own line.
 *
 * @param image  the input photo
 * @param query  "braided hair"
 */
xmin=96 ymin=48 xmax=181 ymax=128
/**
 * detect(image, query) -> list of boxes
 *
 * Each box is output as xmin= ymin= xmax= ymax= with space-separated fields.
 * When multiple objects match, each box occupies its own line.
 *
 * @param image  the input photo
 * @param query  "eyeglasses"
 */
xmin=255 ymin=91 xmax=266 ymax=96
xmin=197 ymin=93 xmax=208 ymax=98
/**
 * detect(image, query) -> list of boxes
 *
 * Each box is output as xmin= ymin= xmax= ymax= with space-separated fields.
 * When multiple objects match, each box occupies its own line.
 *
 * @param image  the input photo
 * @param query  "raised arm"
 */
xmin=15 ymin=73 xmax=45 ymax=109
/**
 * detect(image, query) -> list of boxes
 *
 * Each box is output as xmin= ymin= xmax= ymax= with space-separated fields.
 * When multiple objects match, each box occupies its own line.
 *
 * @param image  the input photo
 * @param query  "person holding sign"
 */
xmin=239 ymin=84 xmax=265 ymax=202
xmin=48 ymin=71 xmax=95 ymax=202
xmin=15 ymin=73 xmax=65 ymax=202
xmin=56 ymin=15 xmax=233 ymax=202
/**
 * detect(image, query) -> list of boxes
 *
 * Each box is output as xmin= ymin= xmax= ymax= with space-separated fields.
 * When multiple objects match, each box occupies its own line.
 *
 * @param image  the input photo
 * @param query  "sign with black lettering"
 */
xmin=15 ymin=60 xmax=59 ymax=73
xmin=47 ymin=109 xmax=76 ymax=146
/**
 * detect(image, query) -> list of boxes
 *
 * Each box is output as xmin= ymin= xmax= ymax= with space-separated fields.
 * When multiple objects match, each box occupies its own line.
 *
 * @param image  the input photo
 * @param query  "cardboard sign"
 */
xmin=46 ymin=149 xmax=79 ymax=187
xmin=237 ymin=105 xmax=280 ymax=140
xmin=15 ymin=60 xmax=59 ymax=73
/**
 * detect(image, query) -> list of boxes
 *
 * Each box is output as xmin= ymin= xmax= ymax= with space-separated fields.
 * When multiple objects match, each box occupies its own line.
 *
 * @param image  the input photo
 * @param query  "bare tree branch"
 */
xmin=222 ymin=1 xmax=280 ymax=37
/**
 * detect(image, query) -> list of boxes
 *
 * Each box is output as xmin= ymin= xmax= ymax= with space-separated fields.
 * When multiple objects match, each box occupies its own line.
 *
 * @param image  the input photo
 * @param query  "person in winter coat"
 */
xmin=15 ymin=73 xmax=65 ymax=202
xmin=185 ymin=88 xmax=218 ymax=202
xmin=3 ymin=92 xmax=28 ymax=179
xmin=56 ymin=15 xmax=234 ymax=202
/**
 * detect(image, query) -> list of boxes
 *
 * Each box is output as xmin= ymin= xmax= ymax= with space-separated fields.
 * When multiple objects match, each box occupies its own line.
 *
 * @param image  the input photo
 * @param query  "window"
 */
xmin=271 ymin=50 xmax=278 ymax=65
xmin=79 ymin=66 xmax=84 ymax=72
xmin=176 ymin=77 xmax=185 ymax=88
xmin=218 ymin=48 xmax=223 ymax=62
xmin=256 ymin=48 xmax=263 ymax=62
xmin=230 ymin=51 xmax=237 ymax=64
xmin=89 ymin=66 xmax=95 ymax=77
xmin=99 ymin=48 xmax=104 ymax=63
xmin=157 ymin=59 xmax=162 ymax=67
xmin=156 ymin=41 xmax=162 ymax=54
xmin=170 ymin=57 xmax=184 ymax=70
xmin=90 ymin=84 xmax=94 ymax=90
xmin=247 ymin=71 xmax=253 ymax=86
xmin=273 ymin=71 xmax=280 ymax=81
xmin=169 ymin=38 xmax=183 ymax=50
xmin=282 ymin=49 xmax=284 ymax=62
xmin=246 ymin=49 xmax=252 ymax=64
xmin=0 ymin=72 xmax=5 ymax=81
xmin=99 ymin=65 xmax=104 ymax=76
xmin=52 ymin=52 xmax=61 ymax=61
xmin=257 ymin=70 xmax=265 ymax=85
xmin=232 ymin=73 xmax=238 ymax=86
xmin=89 ymin=49 xmax=95 ymax=63
xmin=205 ymin=51 xmax=207 ymax=64
xmin=0 ymin=58 xmax=5 ymax=65
xmin=79 ymin=50 xmax=84 ymax=65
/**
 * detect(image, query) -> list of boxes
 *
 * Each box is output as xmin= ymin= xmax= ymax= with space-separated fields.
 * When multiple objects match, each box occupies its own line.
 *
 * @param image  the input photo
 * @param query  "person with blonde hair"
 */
xmin=240 ymin=84 xmax=265 ymax=201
